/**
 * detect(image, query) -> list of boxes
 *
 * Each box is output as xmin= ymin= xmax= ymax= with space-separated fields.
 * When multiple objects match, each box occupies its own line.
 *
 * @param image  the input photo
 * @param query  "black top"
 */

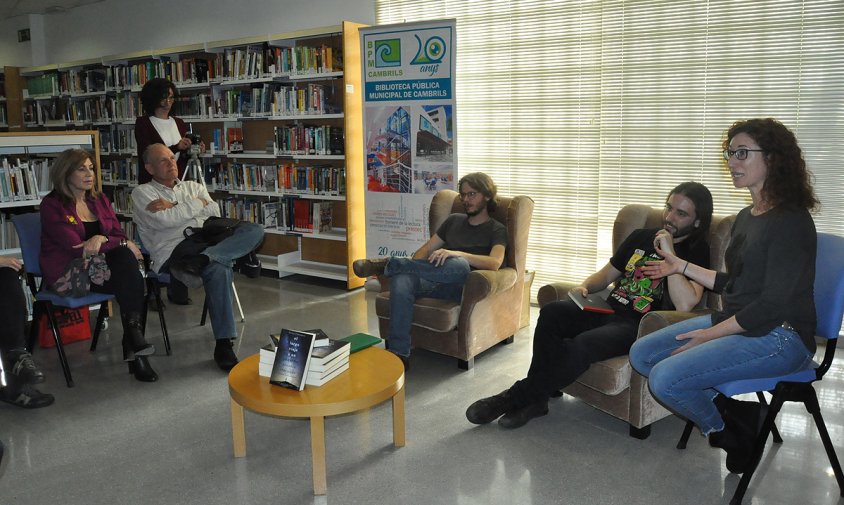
xmin=436 ymin=214 xmax=508 ymax=256
xmin=607 ymin=228 xmax=710 ymax=317
xmin=711 ymin=205 xmax=817 ymax=352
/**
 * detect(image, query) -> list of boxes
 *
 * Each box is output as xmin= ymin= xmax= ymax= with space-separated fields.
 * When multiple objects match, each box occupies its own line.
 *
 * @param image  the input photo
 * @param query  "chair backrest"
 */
xmin=814 ymin=233 xmax=844 ymax=340
xmin=11 ymin=212 xmax=43 ymax=277
xmin=428 ymin=189 xmax=534 ymax=273
xmin=612 ymin=204 xmax=735 ymax=311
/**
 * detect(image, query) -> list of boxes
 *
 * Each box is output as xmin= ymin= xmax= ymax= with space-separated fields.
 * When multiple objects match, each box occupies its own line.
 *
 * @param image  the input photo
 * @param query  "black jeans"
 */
xmin=90 ymin=246 xmax=144 ymax=316
xmin=509 ymin=300 xmax=641 ymax=407
xmin=0 ymin=267 xmax=27 ymax=352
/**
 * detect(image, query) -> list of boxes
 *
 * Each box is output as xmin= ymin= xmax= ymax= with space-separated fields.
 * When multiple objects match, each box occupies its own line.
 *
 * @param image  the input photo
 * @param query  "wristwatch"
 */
xmin=120 ymin=239 xmax=128 ymax=247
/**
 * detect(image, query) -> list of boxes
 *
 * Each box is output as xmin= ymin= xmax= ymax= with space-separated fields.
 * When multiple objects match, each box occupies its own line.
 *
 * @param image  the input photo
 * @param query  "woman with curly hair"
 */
xmin=629 ymin=118 xmax=819 ymax=473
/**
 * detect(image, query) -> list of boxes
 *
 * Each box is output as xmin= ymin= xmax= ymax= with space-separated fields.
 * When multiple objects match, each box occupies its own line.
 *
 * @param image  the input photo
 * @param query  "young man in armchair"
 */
xmin=354 ymin=172 xmax=508 ymax=369
xmin=466 ymin=182 xmax=713 ymax=429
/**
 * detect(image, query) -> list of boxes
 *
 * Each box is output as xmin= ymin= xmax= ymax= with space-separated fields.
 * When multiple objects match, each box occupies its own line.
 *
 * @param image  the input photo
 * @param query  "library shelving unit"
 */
xmin=17 ymin=21 xmax=366 ymax=289
xmin=0 ymin=130 xmax=102 ymax=256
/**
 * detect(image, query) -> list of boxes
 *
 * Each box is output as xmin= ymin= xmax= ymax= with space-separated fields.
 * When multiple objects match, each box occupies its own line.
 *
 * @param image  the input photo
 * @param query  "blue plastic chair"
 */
xmin=676 ymin=232 xmax=844 ymax=504
xmin=12 ymin=212 xmax=115 ymax=388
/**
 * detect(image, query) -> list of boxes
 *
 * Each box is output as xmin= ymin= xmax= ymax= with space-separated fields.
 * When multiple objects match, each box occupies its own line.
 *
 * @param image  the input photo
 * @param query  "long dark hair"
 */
xmin=724 ymin=118 xmax=819 ymax=211
xmin=669 ymin=181 xmax=712 ymax=247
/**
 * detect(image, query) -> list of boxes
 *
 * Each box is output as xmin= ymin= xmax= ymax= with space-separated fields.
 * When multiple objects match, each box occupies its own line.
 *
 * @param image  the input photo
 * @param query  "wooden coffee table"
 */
xmin=228 ymin=347 xmax=406 ymax=495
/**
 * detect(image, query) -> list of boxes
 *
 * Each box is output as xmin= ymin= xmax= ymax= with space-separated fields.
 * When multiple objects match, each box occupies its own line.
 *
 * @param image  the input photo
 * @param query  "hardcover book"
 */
xmin=567 ymin=291 xmax=615 ymax=314
xmin=338 ymin=333 xmax=383 ymax=353
xmin=269 ymin=329 xmax=316 ymax=390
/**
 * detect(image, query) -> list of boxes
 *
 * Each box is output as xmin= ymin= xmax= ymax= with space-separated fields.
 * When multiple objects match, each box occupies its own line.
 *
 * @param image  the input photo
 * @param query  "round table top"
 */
xmin=229 ymin=347 xmax=405 ymax=418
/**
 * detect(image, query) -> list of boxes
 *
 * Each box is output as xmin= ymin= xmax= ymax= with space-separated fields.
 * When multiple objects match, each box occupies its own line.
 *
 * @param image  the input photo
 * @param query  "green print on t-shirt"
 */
xmin=608 ymin=248 xmax=664 ymax=313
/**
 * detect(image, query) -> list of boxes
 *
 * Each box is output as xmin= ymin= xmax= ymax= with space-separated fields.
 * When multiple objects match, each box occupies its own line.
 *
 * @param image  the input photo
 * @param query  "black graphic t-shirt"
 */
xmin=607 ymin=228 xmax=710 ymax=317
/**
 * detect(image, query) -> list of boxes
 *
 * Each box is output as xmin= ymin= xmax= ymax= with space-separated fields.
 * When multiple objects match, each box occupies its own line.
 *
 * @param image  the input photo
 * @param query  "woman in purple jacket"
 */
xmin=40 ymin=149 xmax=158 ymax=382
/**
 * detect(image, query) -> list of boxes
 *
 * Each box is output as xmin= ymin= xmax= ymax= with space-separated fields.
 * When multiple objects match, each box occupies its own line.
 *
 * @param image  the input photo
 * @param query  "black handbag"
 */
xmin=167 ymin=217 xmax=243 ymax=270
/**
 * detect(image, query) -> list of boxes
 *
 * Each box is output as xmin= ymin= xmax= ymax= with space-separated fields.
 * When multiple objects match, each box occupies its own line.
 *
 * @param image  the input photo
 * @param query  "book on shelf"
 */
xmin=269 ymin=329 xmax=316 ymax=391
xmin=338 ymin=333 xmax=384 ymax=353
xmin=312 ymin=201 xmax=333 ymax=235
xmin=227 ymin=127 xmax=244 ymax=153
xmin=567 ymin=291 xmax=615 ymax=314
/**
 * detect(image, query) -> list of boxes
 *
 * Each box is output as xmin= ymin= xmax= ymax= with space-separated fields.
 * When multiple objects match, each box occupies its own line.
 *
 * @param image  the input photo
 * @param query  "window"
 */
xmin=376 ymin=0 xmax=844 ymax=298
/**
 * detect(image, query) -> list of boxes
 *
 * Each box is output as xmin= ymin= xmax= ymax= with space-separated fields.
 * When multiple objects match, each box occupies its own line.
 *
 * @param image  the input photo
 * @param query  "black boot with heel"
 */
xmin=127 ymin=356 xmax=158 ymax=382
xmin=123 ymin=312 xmax=154 ymax=357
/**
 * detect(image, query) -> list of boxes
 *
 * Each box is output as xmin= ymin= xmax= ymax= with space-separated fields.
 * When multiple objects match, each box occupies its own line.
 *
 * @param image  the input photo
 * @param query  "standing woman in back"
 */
xmin=629 ymin=118 xmax=819 ymax=473
xmin=134 ymin=77 xmax=203 ymax=184
xmin=39 ymin=148 xmax=158 ymax=382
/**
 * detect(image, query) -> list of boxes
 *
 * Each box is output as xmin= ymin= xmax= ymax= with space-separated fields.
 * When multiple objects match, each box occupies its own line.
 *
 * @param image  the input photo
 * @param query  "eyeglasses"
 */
xmin=162 ymin=96 xmax=176 ymax=103
xmin=723 ymin=148 xmax=765 ymax=161
xmin=459 ymin=191 xmax=479 ymax=200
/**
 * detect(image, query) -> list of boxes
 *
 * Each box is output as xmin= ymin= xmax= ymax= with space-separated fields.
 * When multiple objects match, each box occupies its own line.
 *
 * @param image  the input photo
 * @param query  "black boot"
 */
xmin=128 ymin=356 xmax=159 ymax=382
xmin=214 ymin=339 xmax=239 ymax=371
xmin=123 ymin=312 xmax=154 ymax=358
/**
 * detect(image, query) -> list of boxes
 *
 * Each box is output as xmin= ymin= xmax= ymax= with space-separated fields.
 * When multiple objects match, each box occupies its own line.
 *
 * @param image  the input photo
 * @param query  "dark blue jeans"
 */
xmin=385 ymin=257 xmax=471 ymax=356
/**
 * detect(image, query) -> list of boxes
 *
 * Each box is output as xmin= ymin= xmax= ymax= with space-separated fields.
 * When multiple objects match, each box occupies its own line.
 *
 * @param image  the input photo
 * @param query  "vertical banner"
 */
xmin=360 ymin=19 xmax=456 ymax=258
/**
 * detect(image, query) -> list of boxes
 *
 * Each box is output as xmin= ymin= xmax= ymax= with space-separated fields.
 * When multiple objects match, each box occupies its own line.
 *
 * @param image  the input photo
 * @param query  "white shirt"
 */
xmin=148 ymin=116 xmax=182 ymax=162
xmin=132 ymin=179 xmax=220 ymax=272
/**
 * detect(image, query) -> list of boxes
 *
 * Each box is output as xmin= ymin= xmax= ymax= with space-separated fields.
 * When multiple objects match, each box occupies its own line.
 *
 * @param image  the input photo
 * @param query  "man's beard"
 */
xmin=665 ymin=221 xmax=696 ymax=241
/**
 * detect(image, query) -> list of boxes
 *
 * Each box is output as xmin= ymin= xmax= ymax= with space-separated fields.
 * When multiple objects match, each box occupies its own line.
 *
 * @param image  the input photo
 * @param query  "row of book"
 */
xmin=101 ymin=158 xmax=137 ymax=184
xmin=259 ymin=330 xmax=382 ymax=390
xmin=205 ymin=162 xmax=346 ymax=197
xmin=274 ymin=124 xmax=344 ymax=156
xmin=26 ymin=44 xmax=341 ymax=99
xmin=110 ymin=187 xmax=133 ymax=215
xmin=99 ymin=127 xmax=137 ymax=154
xmin=218 ymin=196 xmax=334 ymax=235
xmin=0 ymin=159 xmax=51 ymax=203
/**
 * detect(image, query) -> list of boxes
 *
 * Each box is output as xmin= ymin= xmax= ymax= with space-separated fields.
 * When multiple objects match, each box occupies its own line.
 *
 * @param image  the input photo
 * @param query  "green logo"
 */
xmin=374 ymin=39 xmax=401 ymax=67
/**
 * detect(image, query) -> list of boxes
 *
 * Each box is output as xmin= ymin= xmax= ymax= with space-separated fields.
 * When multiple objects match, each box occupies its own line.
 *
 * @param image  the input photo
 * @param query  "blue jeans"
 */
xmin=629 ymin=315 xmax=815 ymax=435
xmin=166 ymin=222 xmax=264 ymax=340
xmin=385 ymin=257 xmax=471 ymax=357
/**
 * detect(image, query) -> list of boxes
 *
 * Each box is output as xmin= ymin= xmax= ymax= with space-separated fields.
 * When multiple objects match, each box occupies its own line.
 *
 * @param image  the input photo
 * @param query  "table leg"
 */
xmin=392 ymin=385 xmax=406 ymax=447
xmin=310 ymin=415 xmax=327 ymax=495
xmin=230 ymin=398 xmax=246 ymax=457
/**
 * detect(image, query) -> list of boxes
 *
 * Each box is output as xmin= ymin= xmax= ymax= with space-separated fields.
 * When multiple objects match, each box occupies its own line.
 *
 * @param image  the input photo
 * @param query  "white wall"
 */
xmin=1 ymin=0 xmax=375 ymax=68
xmin=0 ymin=15 xmax=35 ymax=66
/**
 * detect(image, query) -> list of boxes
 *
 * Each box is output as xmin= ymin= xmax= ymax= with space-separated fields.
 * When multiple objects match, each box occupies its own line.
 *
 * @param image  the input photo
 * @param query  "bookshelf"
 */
xmin=0 ymin=131 xmax=102 ymax=256
xmin=18 ymin=21 xmax=366 ymax=289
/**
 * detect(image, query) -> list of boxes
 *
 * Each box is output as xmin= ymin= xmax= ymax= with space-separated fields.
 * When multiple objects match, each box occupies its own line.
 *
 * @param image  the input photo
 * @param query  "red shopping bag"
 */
xmin=37 ymin=306 xmax=91 ymax=348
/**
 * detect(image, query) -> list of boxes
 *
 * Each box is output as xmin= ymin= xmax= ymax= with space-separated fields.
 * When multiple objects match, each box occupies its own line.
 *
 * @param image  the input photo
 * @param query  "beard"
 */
xmin=465 ymin=203 xmax=486 ymax=217
xmin=665 ymin=220 xmax=697 ymax=241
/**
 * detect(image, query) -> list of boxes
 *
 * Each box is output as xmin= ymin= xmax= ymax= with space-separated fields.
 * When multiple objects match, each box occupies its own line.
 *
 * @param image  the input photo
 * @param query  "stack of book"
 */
xmin=259 ymin=329 xmax=352 ymax=389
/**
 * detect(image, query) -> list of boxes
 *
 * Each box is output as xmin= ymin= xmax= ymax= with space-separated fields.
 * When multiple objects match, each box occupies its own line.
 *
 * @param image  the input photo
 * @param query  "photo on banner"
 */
xmin=360 ymin=19 xmax=456 ymax=258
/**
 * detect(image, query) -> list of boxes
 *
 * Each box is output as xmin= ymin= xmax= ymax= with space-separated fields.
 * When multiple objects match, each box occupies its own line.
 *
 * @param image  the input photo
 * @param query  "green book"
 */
xmin=338 ymin=333 xmax=382 ymax=353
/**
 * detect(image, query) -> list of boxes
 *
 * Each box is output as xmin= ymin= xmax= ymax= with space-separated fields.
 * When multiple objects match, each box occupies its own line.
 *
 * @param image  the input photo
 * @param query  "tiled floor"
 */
xmin=1 ymin=274 xmax=842 ymax=504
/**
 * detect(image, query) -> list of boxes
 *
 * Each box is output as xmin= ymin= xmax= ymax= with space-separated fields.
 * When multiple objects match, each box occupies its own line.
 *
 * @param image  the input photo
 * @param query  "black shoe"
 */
xmin=214 ymin=339 xmax=239 ymax=371
xmin=236 ymin=252 xmax=262 ymax=278
xmin=466 ymin=389 xmax=517 ymax=425
xmin=170 ymin=255 xmax=209 ymax=289
xmin=7 ymin=350 xmax=45 ymax=384
xmin=0 ymin=383 xmax=55 ymax=409
xmin=352 ymin=258 xmax=388 ymax=278
xmin=498 ymin=400 xmax=549 ymax=429
xmin=128 ymin=356 xmax=159 ymax=382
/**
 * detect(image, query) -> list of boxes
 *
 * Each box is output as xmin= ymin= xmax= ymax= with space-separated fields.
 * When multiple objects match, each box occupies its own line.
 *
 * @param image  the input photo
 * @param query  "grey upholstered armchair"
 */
xmin=537 ymin=204 xmax=735 ymax=438
xmin=364 ymin=189 xmax=534 ymax=370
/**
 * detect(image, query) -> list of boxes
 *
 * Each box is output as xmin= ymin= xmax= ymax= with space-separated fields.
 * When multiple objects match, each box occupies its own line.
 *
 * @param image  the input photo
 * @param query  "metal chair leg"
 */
xmin=41 ymin=302 xmax=74 ymax=388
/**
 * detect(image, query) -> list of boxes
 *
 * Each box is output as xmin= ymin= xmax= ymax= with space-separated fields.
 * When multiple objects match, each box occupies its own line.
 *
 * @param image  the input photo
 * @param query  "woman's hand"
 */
xmin=73 ymin=235 xmax=108 ymax=258
xmin=0 ymin=256 xmax=23 ymax=271
xmin=126 ymin=240 xmax=143 ymax=261
xmin=177 ymin=136 xmax=192 ymax=151
xmin=642 ymin=238 xmax=687 ymax=280
xmin=671 ymin=329 xmax=712 ymax=355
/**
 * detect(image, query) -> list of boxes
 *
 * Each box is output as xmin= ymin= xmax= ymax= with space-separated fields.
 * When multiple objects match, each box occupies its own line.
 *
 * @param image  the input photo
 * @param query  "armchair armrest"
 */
xmin=462 ymin=268 xmax=518 ymax=305
xmin=637 ymin=309 xmax=713 ymax=339
xmin=537 ymin=281 xmax=578 ymax=308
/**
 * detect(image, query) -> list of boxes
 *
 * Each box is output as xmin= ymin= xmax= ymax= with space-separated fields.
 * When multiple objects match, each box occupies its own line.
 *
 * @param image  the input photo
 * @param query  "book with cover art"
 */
xmin=567 ymin=291 xmax=615 ymax=314
xmin=269 ymin=329 xmax=316 ymax=390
